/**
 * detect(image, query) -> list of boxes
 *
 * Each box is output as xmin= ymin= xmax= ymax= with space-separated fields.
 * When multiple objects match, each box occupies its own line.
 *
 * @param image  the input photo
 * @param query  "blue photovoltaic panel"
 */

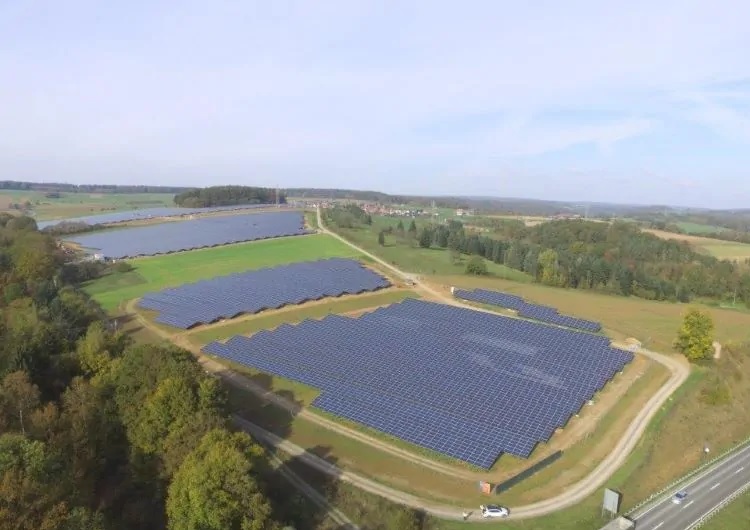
xmin=67 ymin=211 xmax=309 ymax=258
xmin=38 ymin=203 xmax=279 ymax=229
xmin=138 ymin=258 xmax=391 ymax=329
xmin=454 ymin=288 xmax=602 ymax=332
xmin=203 ymin=299 xmax=631 ymax=468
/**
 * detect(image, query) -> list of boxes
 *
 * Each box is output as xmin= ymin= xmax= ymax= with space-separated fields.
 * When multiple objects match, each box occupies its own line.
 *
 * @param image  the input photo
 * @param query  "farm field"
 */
xmin=84 ymin=233 xmax=360 ymax=311
xmin=0 ymin=190 xmax=175 ymax=220
xmin=643 ymin=228 xmax=750 ymax=260
xmin=676 ymin=221 xmax=728 ymax=234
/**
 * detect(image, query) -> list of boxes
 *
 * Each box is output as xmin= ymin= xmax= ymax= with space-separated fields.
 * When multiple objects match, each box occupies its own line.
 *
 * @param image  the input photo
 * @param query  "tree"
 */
xmin=465 ymin=256 xmax=488 ymax=276
xmin=674 ymin=308 xmax=715 ymax=361
xmin=0 ymin=371 xmax=40 ymax=434
xmin=378 ymin=231 xmax=385 ymax=246
xmin=396 ymin=220 xmax=404 ymax=233
xmin=166 ymin=429 xmax=277 ymax=530
xmin=407 ymin=219 xmax=417 ymax=235
xmin=417 ymin=228 xmax=432 ymax=248
xmin=537 ymin=249 xmax=560 ymax=286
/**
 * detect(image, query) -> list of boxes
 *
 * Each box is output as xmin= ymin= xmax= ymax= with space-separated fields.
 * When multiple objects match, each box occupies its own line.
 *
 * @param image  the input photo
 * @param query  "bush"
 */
xmin=465 ymin=256 xmax=488 ymax=276
xmin=114 ymin=261 xmax=134 ymax=273
xmin=699 ymin=377 xmax=732 ymax=406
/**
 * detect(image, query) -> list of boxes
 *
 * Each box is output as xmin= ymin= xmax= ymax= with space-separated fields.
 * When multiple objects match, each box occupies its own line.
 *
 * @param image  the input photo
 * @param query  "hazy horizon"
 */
xmin=2 ymin=1 xmax=749 ymax=208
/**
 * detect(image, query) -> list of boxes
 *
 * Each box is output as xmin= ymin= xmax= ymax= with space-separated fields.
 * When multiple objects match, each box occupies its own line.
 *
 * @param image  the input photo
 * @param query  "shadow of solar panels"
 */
xmin=454 ymin=288 xmax=602 ymax=332
xmin=139 ymin=258 xmax=391 ymax=329
xmin=201 ymin=298 xmax=632 ymax=468
xmin=68 ymin=211 xmax=310 ymax=259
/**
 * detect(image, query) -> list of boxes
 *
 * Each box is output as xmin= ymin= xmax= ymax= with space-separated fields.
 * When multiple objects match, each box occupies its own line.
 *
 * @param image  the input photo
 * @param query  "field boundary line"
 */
xmin=626 ymin=435 xmax=750 ymax=517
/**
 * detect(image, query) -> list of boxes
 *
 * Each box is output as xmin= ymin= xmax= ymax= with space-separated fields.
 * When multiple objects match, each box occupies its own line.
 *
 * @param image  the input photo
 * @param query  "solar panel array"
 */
xmin=139 ymin=258 xmax=390 ymax=329
xmin=38 ymin=203 xmax=280 ymax=229
xmin=68 ymin=211 xmax=309 ymax=259
xmin=203 ymin=298 xmax=631 ymax=468
xmin=454 ymin=288 xmax=602 ymax=332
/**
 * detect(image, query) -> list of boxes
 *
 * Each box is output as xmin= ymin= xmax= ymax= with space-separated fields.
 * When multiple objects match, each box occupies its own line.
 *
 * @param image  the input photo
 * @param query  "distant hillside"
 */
xmin=0 ymin=180 xmax=189 ymax=194
xmin=174 ymin=185 xmax=283 ymax=207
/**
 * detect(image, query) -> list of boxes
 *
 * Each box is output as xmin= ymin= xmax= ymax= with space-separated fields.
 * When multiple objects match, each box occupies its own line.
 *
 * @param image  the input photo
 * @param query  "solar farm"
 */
xmin=204 ymin=298 xmax=632 ymax=468
xmin=138 ymin=258 xmax=391 ymax=329
xmin=455 ymin=288 xmax=602 ymax=332
xmin=68 ymin=210 xmax=309 ymax=258
xmin=38 ymin=202 xmax=277 ymax=229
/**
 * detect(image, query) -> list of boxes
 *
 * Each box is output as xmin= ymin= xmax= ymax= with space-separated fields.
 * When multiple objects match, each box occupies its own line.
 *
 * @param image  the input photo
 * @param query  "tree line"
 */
xmin=327 ymin=207 xmax=750 ymax=306
xmin=0 ymin=181 xmax=189 ymax=194
xmin=173 ymin=186 xmax=284 ymax=207
xmin=0 ymin=212 xmax=431 ymax=530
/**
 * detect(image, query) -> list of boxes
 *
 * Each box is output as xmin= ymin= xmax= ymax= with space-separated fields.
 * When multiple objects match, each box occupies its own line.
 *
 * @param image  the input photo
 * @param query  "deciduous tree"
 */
xmin=166 ymin=429 xmax=277 ymax=530
xmin=674 ymin=308 xmax=715 ymax=361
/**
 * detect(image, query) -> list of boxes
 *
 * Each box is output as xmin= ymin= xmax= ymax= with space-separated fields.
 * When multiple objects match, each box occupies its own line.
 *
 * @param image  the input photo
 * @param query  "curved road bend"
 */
xmin=127 ymin=211 xmax=691 ymax=522
xmin=315 ymin=207 xmax=691 ymax=518
xmin=630 ymin=442 xmax=750 ymax=530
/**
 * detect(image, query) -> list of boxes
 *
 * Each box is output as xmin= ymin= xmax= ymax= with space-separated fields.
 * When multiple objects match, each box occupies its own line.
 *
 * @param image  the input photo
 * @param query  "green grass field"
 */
xmin=0 ymin=190 xmax=176 ymax=221
xmin=434 ymin=275 xmax=750 ymax=352
xmin=189 ymin=289 xmax=417 ymax=344
xmin=698 ymin=241 xmax=750 ymax=260
xmin=84 ymin=234 xmax=361 ymax=311
xmin=334 ymin=216 xmax=531 ymax=280
xmin=676 ymin=221 xmax=728 ymax=235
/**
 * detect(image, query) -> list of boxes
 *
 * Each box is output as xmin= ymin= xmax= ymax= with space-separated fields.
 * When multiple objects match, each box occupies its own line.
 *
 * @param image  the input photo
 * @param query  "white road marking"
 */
xmin=685 ymin=500 xmax=694 ymax=507
xmin=653 ymin=522 xmax=664 ymax=529
xmin=710 ymin=482 xmax=721 ymax=490
xmin=735 ymin=466 xmax=745 ymax=474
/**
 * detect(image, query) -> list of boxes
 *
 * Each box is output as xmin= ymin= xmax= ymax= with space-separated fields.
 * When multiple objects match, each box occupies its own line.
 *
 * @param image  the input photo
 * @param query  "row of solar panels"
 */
xmin=68 ymin=211 xmax=309 ymax=259
xmin=139 ymin=258 xmax=391 ymax=329
xmin=455 ymin=288 xmax=602 ymax=332
xmin=38 ymin=203 xmax=282 ymax=229
xmin=203 ymin=298 xmax=631 ymax=468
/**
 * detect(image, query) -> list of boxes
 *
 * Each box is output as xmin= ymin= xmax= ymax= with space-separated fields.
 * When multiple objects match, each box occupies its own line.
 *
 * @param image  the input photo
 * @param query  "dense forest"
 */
xmin=173 ymin=186 xmax=284 ymax=207
xmin=0 ymin=181 xmax=189 ymax=194
xmin=326 ymin=206 xmax=750 ymax=306
xmin=0 ymin=212 xmax=428 ymax=529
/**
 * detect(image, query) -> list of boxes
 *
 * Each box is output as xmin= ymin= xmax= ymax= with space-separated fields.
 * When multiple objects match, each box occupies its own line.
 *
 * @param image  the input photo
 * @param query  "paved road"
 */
xmin=631 ymin=443 xmax=750 ymax=529
xmin=316 ymin=207 xmax=691 ymax=518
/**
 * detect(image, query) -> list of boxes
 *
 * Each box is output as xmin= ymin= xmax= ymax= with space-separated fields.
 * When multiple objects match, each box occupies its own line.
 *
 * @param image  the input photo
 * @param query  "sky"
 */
xmin=1 ymin=1 xmax=750 ymax=208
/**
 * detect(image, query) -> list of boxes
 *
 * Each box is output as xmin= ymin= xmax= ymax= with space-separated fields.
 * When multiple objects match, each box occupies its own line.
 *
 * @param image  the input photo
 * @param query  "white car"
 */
xmin=480 ymin=504 xmax=510 ymax=518
xmin=672 ymin=491 xmax=688 ymax=504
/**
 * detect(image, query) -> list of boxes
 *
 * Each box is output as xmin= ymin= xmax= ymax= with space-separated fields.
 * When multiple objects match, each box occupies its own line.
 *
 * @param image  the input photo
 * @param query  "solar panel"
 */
xmin=202 ymin=298 xmax=631 ymax=468
xmin=38 ymin=203 xmax=280 ymax=229
xmin=455 ymin=288 xmax=602 ymax=332
xmin=67 ymin=211 xmax=310 ymax=258
xmin=138 ymin=258 xmax=391 ymax=329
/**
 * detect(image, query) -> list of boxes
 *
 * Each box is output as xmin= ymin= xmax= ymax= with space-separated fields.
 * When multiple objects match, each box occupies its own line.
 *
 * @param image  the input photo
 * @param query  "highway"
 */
xmin=631 ymin=442 xmax=750 ymax=529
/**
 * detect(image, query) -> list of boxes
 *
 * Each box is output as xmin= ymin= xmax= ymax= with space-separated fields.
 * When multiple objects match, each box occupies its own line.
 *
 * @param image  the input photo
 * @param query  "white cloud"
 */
xmin=0 ymin=0 xmax=749 ymax=206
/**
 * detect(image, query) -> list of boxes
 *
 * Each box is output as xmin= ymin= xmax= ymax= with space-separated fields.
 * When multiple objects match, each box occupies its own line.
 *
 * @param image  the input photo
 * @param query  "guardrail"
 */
xmin=625 ymin=434 xmax=750 ymax=517
xmin=686 ymin=479 xmax=750 ymax=529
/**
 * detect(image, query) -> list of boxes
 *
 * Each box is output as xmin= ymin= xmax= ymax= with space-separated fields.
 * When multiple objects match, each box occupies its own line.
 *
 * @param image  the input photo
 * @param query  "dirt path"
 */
xmin=125 ymin=298 xmax=480 ymax=480
xmin=315 ymin=207 xmax=692 ymax=518
xmin=124 ymin=210 xmax=691 ymax=520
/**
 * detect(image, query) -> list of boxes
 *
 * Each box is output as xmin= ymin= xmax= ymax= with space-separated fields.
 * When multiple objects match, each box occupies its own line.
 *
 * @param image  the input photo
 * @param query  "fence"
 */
xmin=625 ymin=434 xmax=750 ymax=518
xmin=685 ymin=479 xmax=750 ymax=529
